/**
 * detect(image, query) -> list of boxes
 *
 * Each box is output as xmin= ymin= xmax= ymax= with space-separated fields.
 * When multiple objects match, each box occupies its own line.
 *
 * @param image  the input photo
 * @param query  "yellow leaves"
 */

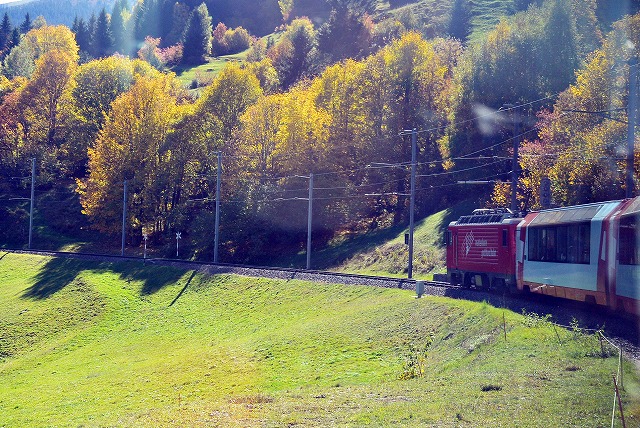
xmin=197 ymin=63 xmax=262 ymax=141
xmin=22 ymin=25 xmax=79 ymax=64
xmin=80 ymin=73 xmax=185 ymax=233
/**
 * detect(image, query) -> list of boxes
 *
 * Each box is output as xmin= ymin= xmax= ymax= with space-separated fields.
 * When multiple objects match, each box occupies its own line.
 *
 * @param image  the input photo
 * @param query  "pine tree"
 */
xmin=181 ymin=3 xmax=212 ymax=64
xmin=73 ymin=17 xmax=92 ymax=54
xmin=448 ymin=0 xmax=471 ymax=42
xmin=111 ymin=0 xmax=127 ymax=54
xmin=0 ymin=13 xmax=11 ymax=57
xmin=92 ymin=8 xmax=113 ymax=58
xmin=87 ymin=13 xmax=97 ymax=56
xmin=20 ymin=13 xmax=32 ymax=34
xmin=9 ymin=28 xmax=20 ymax=49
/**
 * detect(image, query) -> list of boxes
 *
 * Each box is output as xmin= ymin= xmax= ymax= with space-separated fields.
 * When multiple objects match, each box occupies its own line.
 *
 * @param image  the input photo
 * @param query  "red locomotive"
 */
xmin=446 ymin=197 xmax=640 ymax=315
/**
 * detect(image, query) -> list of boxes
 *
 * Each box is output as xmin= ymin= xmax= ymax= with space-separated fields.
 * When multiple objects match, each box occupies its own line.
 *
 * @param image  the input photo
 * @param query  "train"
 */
xmin=446 ymin=196 xmax=640 ymax=316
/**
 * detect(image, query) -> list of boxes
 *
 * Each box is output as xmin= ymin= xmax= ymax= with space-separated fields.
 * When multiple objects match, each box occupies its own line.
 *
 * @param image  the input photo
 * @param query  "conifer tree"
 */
xmin=20 ymin=13 xmax=32 ymax=34
xmin=448 ymin=0 xmax=471 ymax=42
xmin=110 ymin=0 xmax=127 ymax=54
xmin=9 ymin=28 xmax=20 ymax=50
xmin=93 ymin=8 xmax=113 ymax=58
xmin=73 ymin=17 xmax=92 ymax=54
xmin=181 ymin=3 xmax=212 ymax=64
xmin=0 ymin=13 xmax=11 ymax=57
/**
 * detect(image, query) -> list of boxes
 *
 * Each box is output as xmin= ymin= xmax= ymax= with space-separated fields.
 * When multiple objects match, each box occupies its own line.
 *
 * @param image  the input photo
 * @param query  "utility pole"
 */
xmin=214 ymin=152 xmax=221 ymax=263
xmin=503 ymin=103 xmax=519 ymax=213
xmin=121 ymin=179 xmax=128 ymax=256
xmin=627 ymin=58 xmax=637 ymax=198
xmin=306 ymin=173 xmax=314 ymax=270
xmin=28 ymin=158 xmax=35 ymax=249
xmin=408 ymin=128 xmax=417 ymax=279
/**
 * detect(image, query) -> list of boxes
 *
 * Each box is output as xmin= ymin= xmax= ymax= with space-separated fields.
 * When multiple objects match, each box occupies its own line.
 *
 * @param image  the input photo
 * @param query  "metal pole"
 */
xmin=121 ymin=179 xmax=127 ymax=256
xmin=408 ymin=129 xmax=417 ymax=279
xmin=627 ymin=58 xmax=637 ymax=198
xmin=143 ymin=234 xmax=148 ymax=260
xmin=511 ymin=107 xmax=519 ymax=213
xmin=214 ymin=152 xmax=221 ymax=263
xmin=28 ymin=158 xmax=35 ymax=249
xmin=306 ymin=173 xmax=313 ymax=270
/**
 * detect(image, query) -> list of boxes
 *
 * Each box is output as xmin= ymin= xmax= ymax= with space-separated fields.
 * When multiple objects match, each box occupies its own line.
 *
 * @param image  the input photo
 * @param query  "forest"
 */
xmin=0 ymin=0 xmax=639 ymax=263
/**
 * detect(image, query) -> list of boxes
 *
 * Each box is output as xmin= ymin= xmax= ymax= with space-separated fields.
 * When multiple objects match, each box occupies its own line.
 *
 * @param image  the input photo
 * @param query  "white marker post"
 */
xmin=143 ymin=233 xmax=149 ymax=260
xmin=176 ymin=232 xmax=181 ymax=258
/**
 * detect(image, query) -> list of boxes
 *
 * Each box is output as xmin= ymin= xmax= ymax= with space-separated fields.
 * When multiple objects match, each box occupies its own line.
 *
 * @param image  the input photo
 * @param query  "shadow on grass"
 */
xmin=23 ymin=258 xmax=86 ymax=299
xmin=23 ymin=256 xmax=188 ymax=299
xmin=169 ymin=271 xmax=197 ymax=307
xmin=443 ymin=288 xmax=640 ymax=345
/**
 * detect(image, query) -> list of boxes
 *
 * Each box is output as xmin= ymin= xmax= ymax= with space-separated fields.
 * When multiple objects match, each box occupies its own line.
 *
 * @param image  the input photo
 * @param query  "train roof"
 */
xmin=619 ymin=196 xmax=640 ymax=217
xmin=528 ymin=199 xmax=623 ymax=226
xmin=451 ymin=208 xmax=520 ymax=226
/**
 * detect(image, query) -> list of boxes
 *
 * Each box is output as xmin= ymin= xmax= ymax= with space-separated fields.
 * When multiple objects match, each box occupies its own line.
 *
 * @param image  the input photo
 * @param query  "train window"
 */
xmin=502 ymin=229 xmax=508 ymax=247
xmin=447 ymin=231 xmax=453 ymax=246
xmin=619 ymin=214 xmax=639 ymax=265
xmin=528 ymin=222 xmax=590 ymax=264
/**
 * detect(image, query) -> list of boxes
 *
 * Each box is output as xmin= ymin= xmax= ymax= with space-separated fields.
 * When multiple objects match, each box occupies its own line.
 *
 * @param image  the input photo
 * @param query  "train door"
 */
xmin=453 ymin=231 xmax=458 ymax=267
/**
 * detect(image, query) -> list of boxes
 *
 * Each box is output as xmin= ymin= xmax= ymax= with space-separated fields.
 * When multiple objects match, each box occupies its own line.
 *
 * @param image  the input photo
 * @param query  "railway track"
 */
xmin=3 ymin=248 xmax=639 ymax=360
xmin=2 ymin=248 xmax=448 ymax=290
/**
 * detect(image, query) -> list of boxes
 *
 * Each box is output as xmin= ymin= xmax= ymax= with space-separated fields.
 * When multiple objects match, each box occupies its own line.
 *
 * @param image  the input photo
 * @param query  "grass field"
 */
xmin=0 ymin=252 xmax=638 ymax=426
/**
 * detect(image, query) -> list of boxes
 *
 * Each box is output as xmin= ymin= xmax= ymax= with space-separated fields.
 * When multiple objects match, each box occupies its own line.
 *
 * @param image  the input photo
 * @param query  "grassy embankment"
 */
xmin=307 ymin=201 xmax=475 ymax=278
xmin=0 ymin=252 xmax=638 ymax=426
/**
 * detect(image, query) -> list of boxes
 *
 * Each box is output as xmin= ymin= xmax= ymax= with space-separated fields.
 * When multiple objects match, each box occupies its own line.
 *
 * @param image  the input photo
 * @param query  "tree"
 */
xmin=448 ymin=0 xmax=472 ymax=42
xmin=181 ymin=2 xmax=212 ymax=64
xmin=196 ymin=63 xmax=262 ymax=142
xmin=138 ymin=36 xmax=164 ymax=69
xmin=278 ymin=0 xmax=294 ymax=21
xmin=268 ymin=17 xmax=318 ymax=89
xmin=21 ymin=49 xmax=77 ymax=148
xmin=444 ymin=0 xmax=591 ymax=189
xmin=92 ymin=8 xmax=113 ymax=58
xmin=78 ymin=73 xmax=185 ymax=235
xmin=110 ymin=0 xmax=128 ymax=54
xmin=72 ymin=17 xmax=92 ymax=54
xmin=66 ymin=57 xmax=159 ymax=177
xmin=165 ymin=1 xmax=190 ymax=46
xmin=0 ymin=13 xmax=11 ymax=58
xmin=20 ymin=13 xmax=32 ymax=35
xmin=317 ymin=3 xmax=373 ymax=62
xmin=3 ymin=25 xmax=79 ymax=79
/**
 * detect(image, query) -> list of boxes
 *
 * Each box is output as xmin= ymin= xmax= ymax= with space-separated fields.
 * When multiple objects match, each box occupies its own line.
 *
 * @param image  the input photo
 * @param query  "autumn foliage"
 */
xmin=1 ymin=1 xmax=640 ymax=260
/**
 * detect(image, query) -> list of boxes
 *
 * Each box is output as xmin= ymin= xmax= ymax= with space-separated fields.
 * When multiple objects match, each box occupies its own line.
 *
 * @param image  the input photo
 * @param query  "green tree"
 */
xmin=268 ymin=17 xmax=318 ymax=89
xmin=448 ymin=0 xmax=471 ymax=42
xmin=92 ymin=8 xmax=113 ymax=58
xmin=317 ymin=3 xmax=373 ymax=62
xmin=0 ymin=13 xmax=12 ymax=58
xmin=110 ymin=0 xmax=128 ymax=54
xmin=19 ymin=13 xmax=32 ymax=34
xmin=181 ymin=2 xmax=212 ymax=64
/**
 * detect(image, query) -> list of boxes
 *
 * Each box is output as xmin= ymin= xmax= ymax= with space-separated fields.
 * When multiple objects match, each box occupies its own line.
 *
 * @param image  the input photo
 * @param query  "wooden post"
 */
xmin=613 ymin=375 xmax=627 ymax=428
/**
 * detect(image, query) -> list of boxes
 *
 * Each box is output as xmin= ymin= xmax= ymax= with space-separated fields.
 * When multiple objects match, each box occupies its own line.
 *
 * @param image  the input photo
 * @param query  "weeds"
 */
xmin=399 ymin=335 xmax=433 ymax=380
xmin=521 ymin=309 xmax=552 ymax=327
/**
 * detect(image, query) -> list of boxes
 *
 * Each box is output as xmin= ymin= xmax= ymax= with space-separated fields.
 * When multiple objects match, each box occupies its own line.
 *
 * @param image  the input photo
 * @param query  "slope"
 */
xmin=0 ymin=252 xmax=637 ymax=426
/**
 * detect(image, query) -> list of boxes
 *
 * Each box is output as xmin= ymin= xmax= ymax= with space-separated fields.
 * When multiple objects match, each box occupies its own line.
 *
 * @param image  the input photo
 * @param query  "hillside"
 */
xmin=0 ymin=253 xmax=637 ymax=426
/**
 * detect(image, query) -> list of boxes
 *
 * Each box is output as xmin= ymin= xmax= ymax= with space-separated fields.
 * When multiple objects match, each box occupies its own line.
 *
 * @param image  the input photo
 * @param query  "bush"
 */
xmin=212 ymin=24 xmax=253 ymax=56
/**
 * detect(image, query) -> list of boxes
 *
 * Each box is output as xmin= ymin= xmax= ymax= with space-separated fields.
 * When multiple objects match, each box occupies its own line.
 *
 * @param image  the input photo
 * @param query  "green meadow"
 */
xmin=0 ymin=253 xmax=638 ymax=426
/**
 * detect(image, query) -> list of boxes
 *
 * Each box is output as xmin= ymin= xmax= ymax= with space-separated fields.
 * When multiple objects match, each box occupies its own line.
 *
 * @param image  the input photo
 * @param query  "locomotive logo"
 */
xmin=464 ymin=231 xmax=474 ymax=256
